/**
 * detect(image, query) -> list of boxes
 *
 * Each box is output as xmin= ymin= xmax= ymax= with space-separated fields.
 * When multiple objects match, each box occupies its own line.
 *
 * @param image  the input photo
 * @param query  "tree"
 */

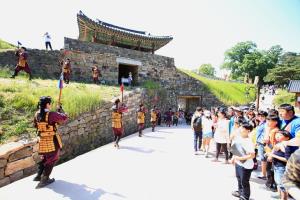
xmin=222 ymin=41 xmax=282 ymax=81
xmin=265 ymin=52 xmax=300 ymax=86
xmin=198 ymin=64 xmax=215 ymax=76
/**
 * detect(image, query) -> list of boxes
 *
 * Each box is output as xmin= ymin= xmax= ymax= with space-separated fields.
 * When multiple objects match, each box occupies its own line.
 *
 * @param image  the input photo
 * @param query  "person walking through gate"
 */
xmin=44 ymin=32 xmax=53 ymax=50
xmin=191 ymin=107 xmax=203 ymax=155
xmin=10 ymin=46 xmax=32 ymax=80
xmin=33 ymin=96 xmax=68 ymax=188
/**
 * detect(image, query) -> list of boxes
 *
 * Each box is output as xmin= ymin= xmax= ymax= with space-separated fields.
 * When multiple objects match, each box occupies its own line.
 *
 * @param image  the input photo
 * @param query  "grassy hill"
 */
xmin=0 ymin=75 xmax=120 ymax=144
xmin=180 ymin=69 xmax=256 ymax=105
xmin=0 ymin=39 xmax=15 ymax=50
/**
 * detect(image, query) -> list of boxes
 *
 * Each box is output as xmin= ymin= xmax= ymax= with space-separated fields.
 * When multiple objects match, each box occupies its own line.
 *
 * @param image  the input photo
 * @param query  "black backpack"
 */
xmin=193 ymin=116 xmax=202 ymax=132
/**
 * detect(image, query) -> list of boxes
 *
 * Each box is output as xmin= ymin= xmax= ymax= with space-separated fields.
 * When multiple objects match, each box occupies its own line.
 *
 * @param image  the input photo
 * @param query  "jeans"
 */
xmin=235 ymin=164 xmax=252 ymax=200
xmin=194 ymin=131 xmax=202 ymax=151
xmin=273 ymin=165 xmax=286 ymax=192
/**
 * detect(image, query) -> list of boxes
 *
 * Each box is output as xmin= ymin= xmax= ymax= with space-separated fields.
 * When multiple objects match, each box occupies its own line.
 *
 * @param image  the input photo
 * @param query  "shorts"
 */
xmin=274 ymin=165 xmax=286 ymax=192
xmin=203 ymin=132 xmax=213 ymax=139
xmin=257 ymin=143 xmax=267 ymax=162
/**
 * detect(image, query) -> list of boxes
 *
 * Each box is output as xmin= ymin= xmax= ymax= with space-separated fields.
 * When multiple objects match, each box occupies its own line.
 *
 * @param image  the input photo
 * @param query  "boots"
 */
xmin=35 ymin=176 xmax=55 ymax=189
xmin=33 ymin=163 xmax=44 ymax=181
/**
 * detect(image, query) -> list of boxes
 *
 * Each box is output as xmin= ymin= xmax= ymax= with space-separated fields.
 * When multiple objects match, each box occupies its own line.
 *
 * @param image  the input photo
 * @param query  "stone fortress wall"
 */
xmin=0 ymin=38 xmax=222 ymax=187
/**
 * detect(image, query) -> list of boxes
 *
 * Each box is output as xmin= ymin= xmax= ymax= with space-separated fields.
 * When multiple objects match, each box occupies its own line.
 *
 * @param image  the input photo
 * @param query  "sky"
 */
xmin=1 ymin=0 xmax=300 ymax=76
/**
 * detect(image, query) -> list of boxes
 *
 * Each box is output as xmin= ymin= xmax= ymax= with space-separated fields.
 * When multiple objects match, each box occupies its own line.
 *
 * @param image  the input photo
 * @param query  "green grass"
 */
xmin=273 ymin=89 xmax=294 ymax=106
xmin=179 ymin=69 xmax=256 ymax=105
xmin=0 ymin=76 xmax=120 ymax=143
xmin=0 ymin=39 xmax=15 ymax=50
xmin=142 ymin=80 xmax=160 ymax=89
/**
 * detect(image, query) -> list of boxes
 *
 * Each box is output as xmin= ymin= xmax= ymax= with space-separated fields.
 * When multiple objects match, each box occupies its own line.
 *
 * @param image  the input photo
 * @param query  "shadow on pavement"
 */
xmin=119 ymin=145 xmax=155 ymax=154
xmin=143 ymin=135 xmax=165 ymax=139
xmin=47 ymin=180 xmax=125 ymax=200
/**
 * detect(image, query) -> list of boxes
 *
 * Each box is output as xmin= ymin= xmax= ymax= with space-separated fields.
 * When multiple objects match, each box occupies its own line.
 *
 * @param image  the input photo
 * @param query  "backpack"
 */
xmin=193 ymin=116 xmax=202 ymax=132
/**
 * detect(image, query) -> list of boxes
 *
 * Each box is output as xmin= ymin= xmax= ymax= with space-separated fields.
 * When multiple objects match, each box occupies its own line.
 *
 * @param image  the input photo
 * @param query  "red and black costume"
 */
xmin=62 ymin=59 xmax=71 ymax=84
xmin=112 ymin=99 xmax=128 ymax=148
xmin=92 ymin=66 xmax=101 ymax=84
xmin=137 ymin=105 xmax=147 ymax=137
xmin=33 ymin=97 xmax=68 ymax=188
xmin=11 ymin=47 xmax=32 ymax=80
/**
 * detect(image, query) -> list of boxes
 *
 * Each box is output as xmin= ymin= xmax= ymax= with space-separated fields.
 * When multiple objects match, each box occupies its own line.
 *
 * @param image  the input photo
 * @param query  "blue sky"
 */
xmin=1 ymin=0 xmax=299 ymax=76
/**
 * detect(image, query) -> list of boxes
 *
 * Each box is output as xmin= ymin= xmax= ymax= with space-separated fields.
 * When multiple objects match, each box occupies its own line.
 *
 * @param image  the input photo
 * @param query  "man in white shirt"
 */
xmin=44 ymin=32 xmax=53 ymax=50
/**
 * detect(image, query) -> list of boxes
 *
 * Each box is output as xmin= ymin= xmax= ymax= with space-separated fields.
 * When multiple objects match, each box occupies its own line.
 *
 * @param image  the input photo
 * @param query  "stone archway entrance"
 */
xmin=177 ymin=96 xmax=202 ymax=113
xmin=116 ymin=57 xmax=141 ymax=85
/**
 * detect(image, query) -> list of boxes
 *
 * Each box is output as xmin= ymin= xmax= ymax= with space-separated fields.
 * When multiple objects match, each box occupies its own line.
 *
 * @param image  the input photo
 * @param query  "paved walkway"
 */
xmin=0 ymin=125 xmax=277 ymax=200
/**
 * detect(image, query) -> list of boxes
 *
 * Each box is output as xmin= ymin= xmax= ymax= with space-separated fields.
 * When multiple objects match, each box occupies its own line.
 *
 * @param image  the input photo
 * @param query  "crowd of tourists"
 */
xmin=189 ymin=104 xmax=300 ymax=200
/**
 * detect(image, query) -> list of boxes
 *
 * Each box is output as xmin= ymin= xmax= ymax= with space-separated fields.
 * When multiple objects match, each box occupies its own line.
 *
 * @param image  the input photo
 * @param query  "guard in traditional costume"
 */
xmin=33 ymin=96 xmax=68 ymax=188
xmin=10 ymin=47 xmax=32 ymax=80
xmin=112 ymin=99 xmax=127 ymax=148
xmin=62 ymin=59 xmax=71 ymax=84
xmin=165 ymin=108 xmax=173 ymax=127
xmin=137 ymin=104 xmax=146 ymax=137
xmin=150 ymin=108 xmax=157 ymax=132
xmin=92 ymin=65 xmax=101 ymax=84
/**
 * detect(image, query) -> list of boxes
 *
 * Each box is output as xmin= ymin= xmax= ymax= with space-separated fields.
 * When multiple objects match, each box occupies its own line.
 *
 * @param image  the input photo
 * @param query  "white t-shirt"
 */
xmin=202 ymin=117 xmax=213 ymax=134
xmin=234 ymin=137 xmax=255 ymax=169
xmin=214 ymin=119 xmax=230 ymax=144
xmin=44 ymin=34 xmax=51 ymax=42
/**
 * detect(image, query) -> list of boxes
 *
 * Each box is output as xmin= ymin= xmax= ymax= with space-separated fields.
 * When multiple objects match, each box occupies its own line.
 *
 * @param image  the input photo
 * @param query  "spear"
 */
xmin=120 ymin=83 xmax=124 ymax=102
xmin=57 ymin=73 xmax=64 ymax=107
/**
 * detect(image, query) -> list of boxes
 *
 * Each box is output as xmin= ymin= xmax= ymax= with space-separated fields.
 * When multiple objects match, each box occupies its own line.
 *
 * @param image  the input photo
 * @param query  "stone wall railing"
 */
xmin=0 ymin=88 xmax=172 ymax=188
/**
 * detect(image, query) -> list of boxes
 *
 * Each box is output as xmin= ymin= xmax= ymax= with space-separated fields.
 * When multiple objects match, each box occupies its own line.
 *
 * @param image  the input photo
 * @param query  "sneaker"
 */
xmin=232 ymin=191 xmax=240 ymax=198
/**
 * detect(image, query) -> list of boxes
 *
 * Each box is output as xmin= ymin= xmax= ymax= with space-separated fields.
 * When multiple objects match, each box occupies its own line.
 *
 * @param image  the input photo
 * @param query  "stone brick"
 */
xmin=0 ymin=142 xmax=24 ymax=159
xmin=0 ymin=158 xmax=7 ymax=168
xmin=0 ymin=167 xmax=4 ymax=179
xmin=0 ymin=177 xmax=10 ymax=188
xmin=5 ymin=157 xmax=35 ymax=176
xmin=8 ymin=146 xmax=32 ymax=162
xmin=9 ymin=170 xmax=23 ymax=183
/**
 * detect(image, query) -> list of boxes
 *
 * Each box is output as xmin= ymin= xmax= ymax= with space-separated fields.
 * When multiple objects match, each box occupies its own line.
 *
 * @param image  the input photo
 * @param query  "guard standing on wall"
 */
xmin=33 ymin=96 xmax=68 ymax=189
xmin=111 ymin=99 xmax=128 ymax=148
xmin=61 ymin=59 xmax=71 ymax=84
xmin=92 ymin=65 xmax=101 ymax=84
xmin=10 ymin=46 xmax=32 ymax=80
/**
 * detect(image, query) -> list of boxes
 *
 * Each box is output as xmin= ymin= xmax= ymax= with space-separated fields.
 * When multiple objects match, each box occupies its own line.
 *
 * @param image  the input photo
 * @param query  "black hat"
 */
xmin=38 ymin=96 xmax=52 ymax=108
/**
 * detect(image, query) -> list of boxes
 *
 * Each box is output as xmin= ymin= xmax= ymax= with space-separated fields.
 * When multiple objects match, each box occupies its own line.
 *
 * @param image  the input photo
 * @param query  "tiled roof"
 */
xmin=288 ymin=80 xmax=300 ymax=93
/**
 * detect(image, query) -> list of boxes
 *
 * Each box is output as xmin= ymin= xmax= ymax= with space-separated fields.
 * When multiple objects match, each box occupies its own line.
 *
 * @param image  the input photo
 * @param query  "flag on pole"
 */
xmin=58 ymin=74 xmax=64 ymax=89
xmin=120 ymin=83 xmax=124 ymax=92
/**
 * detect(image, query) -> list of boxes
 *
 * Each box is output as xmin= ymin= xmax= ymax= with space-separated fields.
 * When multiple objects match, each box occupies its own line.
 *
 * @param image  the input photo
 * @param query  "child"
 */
xmin=266 ymin=130 xmax=298 ymax=200
xmin=231 ymin=123 xmax=255 ymax=200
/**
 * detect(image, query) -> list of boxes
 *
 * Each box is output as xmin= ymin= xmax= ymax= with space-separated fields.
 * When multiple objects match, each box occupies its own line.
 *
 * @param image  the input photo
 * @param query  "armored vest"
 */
xmin=36 ymin=112 xmax=63 ymax=154
xmin=151 ymin=111 xmax=157 ymax=122
xmin=137 ymin=111 xmax=145 ymax=124
xmin=112 ymin=112 xmax=122 ymax=128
